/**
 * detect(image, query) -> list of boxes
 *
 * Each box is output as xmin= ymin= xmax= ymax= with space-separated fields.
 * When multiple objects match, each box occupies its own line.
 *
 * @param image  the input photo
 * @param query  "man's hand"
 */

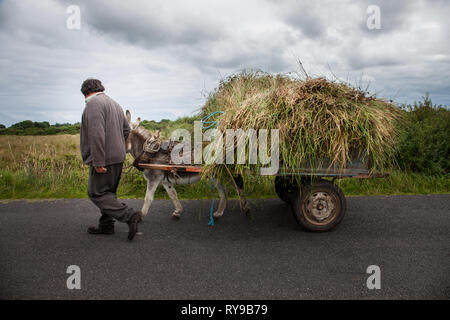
xmin=95 ymin=166 xmax=107 ymax=173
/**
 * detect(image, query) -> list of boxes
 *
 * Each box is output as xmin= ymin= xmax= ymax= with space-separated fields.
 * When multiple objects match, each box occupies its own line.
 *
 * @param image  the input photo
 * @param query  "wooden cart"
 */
xmin=138 ymin=157 xmax=387 ymax=232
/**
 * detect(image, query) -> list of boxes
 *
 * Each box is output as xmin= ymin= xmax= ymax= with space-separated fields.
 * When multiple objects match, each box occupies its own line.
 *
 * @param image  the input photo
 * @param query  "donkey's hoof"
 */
xmin=213 ymin=212 xmax=223 ymax=220
xmin=172 ymin=213 xmax=181 ymax=220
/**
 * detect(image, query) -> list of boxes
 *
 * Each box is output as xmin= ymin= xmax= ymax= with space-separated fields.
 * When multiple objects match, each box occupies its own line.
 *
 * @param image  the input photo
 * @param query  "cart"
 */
xmin=138 ymin=156 xmax=387 ymax=232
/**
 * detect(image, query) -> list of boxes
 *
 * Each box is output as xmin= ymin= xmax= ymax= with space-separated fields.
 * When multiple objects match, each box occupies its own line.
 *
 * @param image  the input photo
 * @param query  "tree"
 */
xmin=10 ymin=120 xmax=34 ymax=129
xmin=33 ymin=121 xmax=50 ymax=128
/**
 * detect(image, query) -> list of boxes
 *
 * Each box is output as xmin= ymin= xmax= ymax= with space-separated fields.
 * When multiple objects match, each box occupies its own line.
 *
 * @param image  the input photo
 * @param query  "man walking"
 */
xmin=80 ymin=78 xmax=141 ymax=241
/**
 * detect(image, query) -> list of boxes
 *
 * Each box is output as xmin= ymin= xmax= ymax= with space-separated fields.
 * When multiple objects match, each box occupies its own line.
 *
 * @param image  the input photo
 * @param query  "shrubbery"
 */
xmin=396 ymin=94 xmax=449 ymax=175
xmin=140 ymin=116 xmax=199 ymax=138
xmin=0 ymin=121 xmax=80 ymax=135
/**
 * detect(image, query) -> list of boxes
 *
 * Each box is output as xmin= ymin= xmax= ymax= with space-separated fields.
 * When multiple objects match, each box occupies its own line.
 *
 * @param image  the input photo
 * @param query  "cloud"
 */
xmin=79 ymin=0 xmax=225 ymax=49
xmin=0 ymin=0 xmax=449 ymax=126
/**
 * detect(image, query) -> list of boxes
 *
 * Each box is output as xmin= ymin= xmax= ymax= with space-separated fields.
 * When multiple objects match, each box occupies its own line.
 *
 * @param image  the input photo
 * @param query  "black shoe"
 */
xmin=87 ymin=226 xmax=114 ymax=235
xmin=127 ymin=211 xmax=142 ymax=241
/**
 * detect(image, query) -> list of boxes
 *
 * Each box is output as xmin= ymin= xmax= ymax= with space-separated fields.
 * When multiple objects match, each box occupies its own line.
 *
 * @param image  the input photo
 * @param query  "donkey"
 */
xmin=125 ymin=110 xmax=249 ymax=221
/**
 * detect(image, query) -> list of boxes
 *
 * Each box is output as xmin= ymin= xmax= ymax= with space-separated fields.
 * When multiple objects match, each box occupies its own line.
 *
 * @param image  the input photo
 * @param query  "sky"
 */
xmin=0 ymin=0 xmax=449 ymax=126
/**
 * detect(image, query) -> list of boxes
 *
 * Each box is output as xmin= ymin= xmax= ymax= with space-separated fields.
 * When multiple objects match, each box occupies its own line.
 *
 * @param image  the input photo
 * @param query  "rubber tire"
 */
xmin=291 ymin=179 xmax=346 ymax=232
xmin=274 ymin=176 xmax=299 ymax=204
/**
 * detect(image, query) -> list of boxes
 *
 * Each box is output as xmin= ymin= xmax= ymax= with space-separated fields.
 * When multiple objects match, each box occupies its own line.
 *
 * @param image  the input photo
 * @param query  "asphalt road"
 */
xmin=0 ymin=195 xmax=449 ymax=299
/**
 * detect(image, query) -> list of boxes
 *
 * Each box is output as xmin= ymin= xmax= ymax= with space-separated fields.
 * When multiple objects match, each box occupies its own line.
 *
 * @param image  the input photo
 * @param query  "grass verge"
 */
xmin=1 ymin=168 xmax=448 ymax=200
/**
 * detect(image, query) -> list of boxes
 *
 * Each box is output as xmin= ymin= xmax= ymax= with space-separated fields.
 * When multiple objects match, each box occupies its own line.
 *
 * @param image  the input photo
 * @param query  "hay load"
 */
xmin=200 ymin=71 xmax=403 ymax=178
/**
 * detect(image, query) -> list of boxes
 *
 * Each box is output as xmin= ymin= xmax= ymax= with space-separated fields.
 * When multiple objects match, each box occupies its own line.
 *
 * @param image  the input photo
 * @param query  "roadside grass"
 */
xmin=0 ymin=135 xmax=448 ymax=200
xmin=336 ymin=171 xmax=450 ymax=196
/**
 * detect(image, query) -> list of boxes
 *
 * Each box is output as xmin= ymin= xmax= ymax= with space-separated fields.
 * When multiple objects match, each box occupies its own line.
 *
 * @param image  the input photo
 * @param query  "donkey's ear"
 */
xmin=135 ymin=117 xmax=141 ymax=126
xmin=154 ymin=130 xmax=161 ymax=139
xmin=126 ymin=110 xmax=131 ymax=123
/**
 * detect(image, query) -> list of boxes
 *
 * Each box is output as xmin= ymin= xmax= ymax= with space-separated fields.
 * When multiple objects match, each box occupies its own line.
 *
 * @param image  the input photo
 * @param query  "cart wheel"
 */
xmin=291 ymin=179 xmax=346 ymax=232
xmin=274 ymin=176 xmax=299 ymax=204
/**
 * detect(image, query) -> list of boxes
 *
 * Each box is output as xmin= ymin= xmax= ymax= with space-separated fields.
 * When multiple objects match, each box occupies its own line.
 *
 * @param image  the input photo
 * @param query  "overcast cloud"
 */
xmin=0 ymin=0 xmax=449 ymax=126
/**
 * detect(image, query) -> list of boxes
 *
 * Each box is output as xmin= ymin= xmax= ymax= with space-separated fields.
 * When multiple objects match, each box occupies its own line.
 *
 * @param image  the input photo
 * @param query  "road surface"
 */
xmin=0 ymin=195 xmax=449 ymax=299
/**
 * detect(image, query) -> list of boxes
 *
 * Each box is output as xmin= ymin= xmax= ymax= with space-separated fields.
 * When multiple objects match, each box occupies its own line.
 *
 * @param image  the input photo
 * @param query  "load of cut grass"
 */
xmin=200 ymin=70 xmax=403 ymax=179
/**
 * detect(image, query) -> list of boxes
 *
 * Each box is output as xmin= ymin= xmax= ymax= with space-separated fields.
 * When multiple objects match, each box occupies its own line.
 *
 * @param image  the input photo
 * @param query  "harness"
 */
xmin=132 ymin=136 xmax=177 ymax=172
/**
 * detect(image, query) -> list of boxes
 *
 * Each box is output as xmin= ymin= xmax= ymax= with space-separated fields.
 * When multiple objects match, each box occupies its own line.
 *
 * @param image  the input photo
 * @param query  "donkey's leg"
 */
xmin=161 ymin=180 xmax=183 ymax=220
xmin=211 ymin=178 xmax=227 ymax=219
xmin=141 ymin=170 xmax=164 ymax=217
xmin=234 ymin=175 xmax=250 ymax=215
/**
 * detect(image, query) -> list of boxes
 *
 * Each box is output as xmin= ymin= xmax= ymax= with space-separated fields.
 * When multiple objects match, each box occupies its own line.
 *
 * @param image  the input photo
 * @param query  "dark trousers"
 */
xmin=87 ymin=163 xmax=134 ymax=227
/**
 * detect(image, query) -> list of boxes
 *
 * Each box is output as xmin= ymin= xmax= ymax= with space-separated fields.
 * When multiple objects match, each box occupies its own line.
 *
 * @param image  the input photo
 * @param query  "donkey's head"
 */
xmin=125 ymin=110 xmax=161 ymax=159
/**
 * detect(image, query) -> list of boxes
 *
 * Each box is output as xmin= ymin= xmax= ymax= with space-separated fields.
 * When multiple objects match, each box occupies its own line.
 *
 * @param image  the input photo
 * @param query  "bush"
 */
xmin=10 ymin=120 xmax=34 ymax=129
xmin=396 ymin=94 xmax=450 ymax=175
xmin=0 ymin=121 xmax=81 ymax=136
xmin=140 ymin=115 xmax=199 ymax=138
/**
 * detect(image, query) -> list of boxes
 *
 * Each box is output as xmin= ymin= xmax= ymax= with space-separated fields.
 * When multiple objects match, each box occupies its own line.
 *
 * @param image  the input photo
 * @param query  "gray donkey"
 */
xmin=125 ymin=110 xmax=249 ymax=221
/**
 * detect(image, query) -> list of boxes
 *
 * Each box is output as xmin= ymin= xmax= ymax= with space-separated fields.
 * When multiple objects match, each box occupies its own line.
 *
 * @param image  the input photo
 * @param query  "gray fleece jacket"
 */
xmin=80 ymin=92 xmax=130 ymax=167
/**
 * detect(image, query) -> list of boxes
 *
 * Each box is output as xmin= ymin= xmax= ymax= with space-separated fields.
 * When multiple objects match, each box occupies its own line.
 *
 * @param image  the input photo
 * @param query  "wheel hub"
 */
xmin=306 ymin=192 xmax=335 ymax=222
